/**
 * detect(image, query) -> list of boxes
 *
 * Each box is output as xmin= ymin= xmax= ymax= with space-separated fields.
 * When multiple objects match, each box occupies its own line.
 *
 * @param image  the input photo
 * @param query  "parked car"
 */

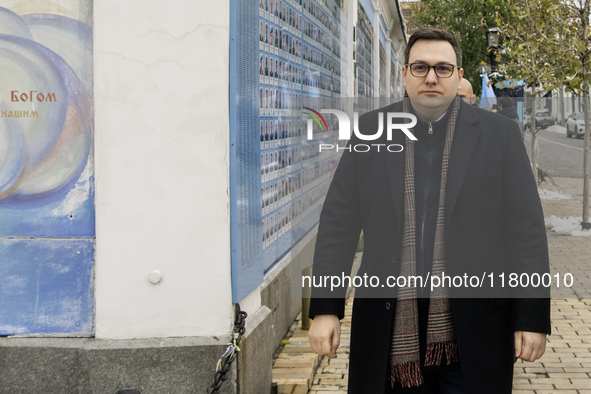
xmin=524 ymin=110 xmax=555 ymax=130
xmin=566 ymin=112 xmax=587 ymax=139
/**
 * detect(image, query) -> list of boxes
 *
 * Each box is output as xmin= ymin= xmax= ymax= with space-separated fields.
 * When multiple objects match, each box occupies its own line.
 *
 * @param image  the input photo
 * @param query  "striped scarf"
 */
xmin=389 ymin=96 xmax=461 ymax=388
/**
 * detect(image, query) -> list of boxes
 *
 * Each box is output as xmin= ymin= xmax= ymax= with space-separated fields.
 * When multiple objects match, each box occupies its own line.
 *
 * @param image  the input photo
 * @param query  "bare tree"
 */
xmin=500 ymin=0 xmax=569 ymax=184
xmin=562 ymin=0 xmax=591 ymax=229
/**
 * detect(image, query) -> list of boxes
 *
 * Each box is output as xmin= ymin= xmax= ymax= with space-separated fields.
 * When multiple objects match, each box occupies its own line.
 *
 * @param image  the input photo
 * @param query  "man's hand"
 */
xmin=515 ymin=331 xmax=547 ymax=362
xmin=308 ymin=314 xmax=341 ymax=358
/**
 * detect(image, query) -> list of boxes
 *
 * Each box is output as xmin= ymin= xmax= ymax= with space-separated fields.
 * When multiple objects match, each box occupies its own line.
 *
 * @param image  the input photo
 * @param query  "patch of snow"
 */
xmin=538 ymin=189 xmax=574 ymax=200
xmin=545 ymin=215 xmax=591 ymax=237
xmin=546 ymin=125 xmax=566 ymax=134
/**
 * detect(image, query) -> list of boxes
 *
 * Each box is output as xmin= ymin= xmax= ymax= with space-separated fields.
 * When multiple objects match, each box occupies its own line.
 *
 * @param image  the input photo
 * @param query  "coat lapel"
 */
xmin=386 ymin=134 xmax=406 ymax=225
xmin=385 ymin=101 xmax=406 ymax=224
xmin=445 ymin=103 xmax=481 ymax=225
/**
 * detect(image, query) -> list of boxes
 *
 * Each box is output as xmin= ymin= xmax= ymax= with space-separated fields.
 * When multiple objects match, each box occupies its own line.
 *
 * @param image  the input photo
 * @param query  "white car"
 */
xmin=566 ymin=112 xmax=587 ymax=139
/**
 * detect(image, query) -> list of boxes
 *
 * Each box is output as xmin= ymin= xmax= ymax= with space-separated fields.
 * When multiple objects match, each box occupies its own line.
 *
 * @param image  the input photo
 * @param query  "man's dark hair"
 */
xmin=498 ymin=97 xmax=515 ymax=109
xmin=404 ymin=28 xmax=462 ymax=68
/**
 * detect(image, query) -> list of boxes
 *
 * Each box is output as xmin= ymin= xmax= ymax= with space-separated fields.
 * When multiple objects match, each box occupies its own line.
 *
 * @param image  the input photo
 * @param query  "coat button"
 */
xmin=386 ymin=302 xmax=391 ymax=311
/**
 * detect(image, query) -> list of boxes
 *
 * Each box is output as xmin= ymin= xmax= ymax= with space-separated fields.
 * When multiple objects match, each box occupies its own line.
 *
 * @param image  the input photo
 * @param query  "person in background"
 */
xmin=498 ymin=97 xmax=524 ymax=140
xmin=457 ymin=78 xmax=476 ymax=105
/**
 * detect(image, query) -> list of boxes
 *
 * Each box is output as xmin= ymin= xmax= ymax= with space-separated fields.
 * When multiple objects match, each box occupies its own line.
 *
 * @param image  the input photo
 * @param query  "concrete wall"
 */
xmin=94 ymin=0 xmax=233 ymax=339
xmin=237 ymin=230 xmax=317 ymax=394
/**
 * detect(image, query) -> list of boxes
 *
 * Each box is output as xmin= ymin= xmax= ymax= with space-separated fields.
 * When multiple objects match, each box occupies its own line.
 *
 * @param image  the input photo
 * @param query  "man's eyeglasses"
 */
xmin=407 ymin=63 xmax=457 ymax=78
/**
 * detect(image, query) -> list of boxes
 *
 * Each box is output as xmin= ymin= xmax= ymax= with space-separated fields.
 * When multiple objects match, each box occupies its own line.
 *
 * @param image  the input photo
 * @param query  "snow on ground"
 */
xmin=545 ymin=215 xmax=591 ymax=237
xmin=538 ymin=188 xmax=574 ymax=200
xmin=546 ymin=124 xmax=566 ymax=135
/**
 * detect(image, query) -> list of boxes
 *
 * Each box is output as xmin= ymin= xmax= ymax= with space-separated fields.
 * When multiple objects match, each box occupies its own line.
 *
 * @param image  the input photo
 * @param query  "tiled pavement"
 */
xmin=273 ymin=177 xmax=591 ymax=393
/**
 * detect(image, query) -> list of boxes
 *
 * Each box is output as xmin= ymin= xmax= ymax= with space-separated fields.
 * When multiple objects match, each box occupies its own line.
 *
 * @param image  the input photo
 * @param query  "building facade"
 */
xmin=0 ymin=0 xmax=406 ymax=392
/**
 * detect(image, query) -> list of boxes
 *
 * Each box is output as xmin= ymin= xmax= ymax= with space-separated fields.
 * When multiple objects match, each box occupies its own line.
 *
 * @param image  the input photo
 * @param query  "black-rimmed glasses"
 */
xmin=407 ymin=63 xmax=457 ymax=78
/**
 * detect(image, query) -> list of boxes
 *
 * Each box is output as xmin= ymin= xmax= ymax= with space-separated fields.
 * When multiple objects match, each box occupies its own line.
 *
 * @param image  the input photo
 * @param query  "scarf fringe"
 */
xmin=424 ymin=340 xmax=460 ymax=367
xmin=390 ymin=360 xmax=424 ymax=388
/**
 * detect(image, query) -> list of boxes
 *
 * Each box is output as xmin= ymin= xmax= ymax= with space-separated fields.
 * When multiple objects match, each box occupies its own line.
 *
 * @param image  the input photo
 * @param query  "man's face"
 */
xmin=403 ymin=40 xmax=463 ymax=115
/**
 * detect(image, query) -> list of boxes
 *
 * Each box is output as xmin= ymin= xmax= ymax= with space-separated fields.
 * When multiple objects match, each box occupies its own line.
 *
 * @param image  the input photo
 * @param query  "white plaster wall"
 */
xmin=94 ymin=0 xmax=232 ymax=338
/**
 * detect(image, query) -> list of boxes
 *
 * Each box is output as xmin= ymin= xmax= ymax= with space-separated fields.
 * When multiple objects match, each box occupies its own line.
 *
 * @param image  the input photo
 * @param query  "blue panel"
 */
xmin=379 ymin=15 xmax=387 ymax=33
xmin=391 ymin=43 xmax=397 ymax=63
xmin=0 ymin=239 xmax=94 ymax=336
xmin=379 ymin=16 xmax=387 ymax=51
xmin=359 ymin=0 xmax=375 ymax=26
xmin=230 ymin=0 xmax=264 ymax=302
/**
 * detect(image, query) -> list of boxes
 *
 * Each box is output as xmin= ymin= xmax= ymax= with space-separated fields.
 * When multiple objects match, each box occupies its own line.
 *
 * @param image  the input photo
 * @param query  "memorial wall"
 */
xmin=230 ymin=0 xmax=405 ymax=301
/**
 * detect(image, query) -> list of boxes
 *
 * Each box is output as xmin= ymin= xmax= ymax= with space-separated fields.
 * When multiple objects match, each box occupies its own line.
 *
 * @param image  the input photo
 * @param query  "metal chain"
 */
xmin=207 ymin=304 xmax=247 ymax=394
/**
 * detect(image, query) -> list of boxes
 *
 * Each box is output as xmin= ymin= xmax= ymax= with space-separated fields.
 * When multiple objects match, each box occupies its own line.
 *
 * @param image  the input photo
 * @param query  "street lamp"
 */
xmin=486 ymin=27 xmax=499 ymax=71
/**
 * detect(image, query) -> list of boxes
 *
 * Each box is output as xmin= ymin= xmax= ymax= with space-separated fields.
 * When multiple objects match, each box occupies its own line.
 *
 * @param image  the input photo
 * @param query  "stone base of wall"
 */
xmin=0 ymin=336 xmax=235 ymax=393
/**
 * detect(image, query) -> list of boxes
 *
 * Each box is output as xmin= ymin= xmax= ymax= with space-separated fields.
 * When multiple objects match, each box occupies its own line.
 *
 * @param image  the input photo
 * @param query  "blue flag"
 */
xmin=480 ymin=73 xmax=497 ymax=109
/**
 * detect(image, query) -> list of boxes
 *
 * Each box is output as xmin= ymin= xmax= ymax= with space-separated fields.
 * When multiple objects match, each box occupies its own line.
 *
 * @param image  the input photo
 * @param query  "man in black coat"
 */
xmin=308 ymin=29 xmax=550 ymax=393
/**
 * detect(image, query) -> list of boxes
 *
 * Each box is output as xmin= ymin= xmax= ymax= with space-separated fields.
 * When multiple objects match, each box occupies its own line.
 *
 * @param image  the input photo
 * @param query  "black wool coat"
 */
xmin=309 ymin=100 xmax=551 ymax=394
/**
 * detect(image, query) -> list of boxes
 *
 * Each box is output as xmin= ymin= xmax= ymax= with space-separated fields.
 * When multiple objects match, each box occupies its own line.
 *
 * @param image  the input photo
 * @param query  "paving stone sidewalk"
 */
xmin=274 ymin=177 xmax=591 ymax=393
xmin=510 ymin=177 xmax=591 ymax=393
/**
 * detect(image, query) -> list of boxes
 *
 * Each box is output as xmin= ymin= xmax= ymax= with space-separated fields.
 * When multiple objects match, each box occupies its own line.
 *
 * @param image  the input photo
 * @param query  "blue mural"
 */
xmin=0 ymin=2 xmax=94 ymax=335
xmin=0 ymin=239 xmax=94 ymax=335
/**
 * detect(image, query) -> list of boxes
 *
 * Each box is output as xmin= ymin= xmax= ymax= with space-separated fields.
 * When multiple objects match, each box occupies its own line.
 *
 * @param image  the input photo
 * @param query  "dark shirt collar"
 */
xmin=408 ymin=100 xmax=454 ymax=127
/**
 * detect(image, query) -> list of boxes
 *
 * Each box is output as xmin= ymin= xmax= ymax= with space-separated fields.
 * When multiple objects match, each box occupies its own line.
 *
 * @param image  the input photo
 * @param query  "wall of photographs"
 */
xmin=379 ymin=45 xmax=387 ymax=97
xmin=257 ymin=0 xmax=348 ymax=279
xmin=379 ymin=16 xmax=387 ymax=97
xmin=391 ymin=45 xmax=398 ymax=98
xmin=231 ymin=0 xmax=401 ymax=302
xmin=356 ymin=2 xmax=373 ymax=98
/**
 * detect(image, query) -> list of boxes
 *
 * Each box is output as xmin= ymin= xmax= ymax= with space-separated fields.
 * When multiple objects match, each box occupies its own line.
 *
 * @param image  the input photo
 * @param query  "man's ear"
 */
xmin=458 ymin=67 xmax=464 ymax=80
xmin=402 ymin=66 xmax=407 ymax=87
